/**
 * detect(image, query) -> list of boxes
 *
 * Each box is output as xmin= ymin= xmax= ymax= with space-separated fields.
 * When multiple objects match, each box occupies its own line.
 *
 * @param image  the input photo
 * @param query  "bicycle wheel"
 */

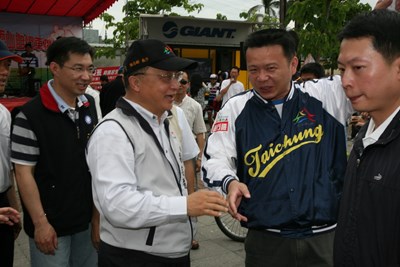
xmin=214 ymin=212 xmax=247 ymax=242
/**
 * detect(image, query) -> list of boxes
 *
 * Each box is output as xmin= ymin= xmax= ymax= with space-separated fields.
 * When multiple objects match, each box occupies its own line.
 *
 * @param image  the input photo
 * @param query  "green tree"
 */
xmin=216 ymin=13 xmax=228 ymax=20
xmin=240 ymin=0 xmax=280 ymax=29
xmin=262 ymin=0 xmax=280 ymax=17
xmin=95 ymin=0 xmax=203 ymax=58
xmin=285 ymin=0 xmax=371 ymax=72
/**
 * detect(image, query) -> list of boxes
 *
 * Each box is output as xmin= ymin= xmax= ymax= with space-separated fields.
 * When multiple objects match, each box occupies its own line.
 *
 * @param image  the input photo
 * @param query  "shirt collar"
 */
xmin=363 ymin=106 xmax=400 ymax=148
xmin=123 ymin=97 xmax=168 ymax=126
xmin=253 ymin=82 xmax=296 ymax=104
xmin=47 ymin=79 xmax=89 ymax=113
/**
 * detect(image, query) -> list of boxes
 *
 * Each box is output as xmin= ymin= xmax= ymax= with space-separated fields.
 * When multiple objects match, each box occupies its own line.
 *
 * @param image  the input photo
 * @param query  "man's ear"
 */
xmin=290 ymin=56 xmax=299 ymax=75
xmin=49 ymin=62 xmax=60 ymax=76
xmin=395 ymin=57 xmax=400 ymax=78
xmin=128 ymin=75 xmax=141 ymax=92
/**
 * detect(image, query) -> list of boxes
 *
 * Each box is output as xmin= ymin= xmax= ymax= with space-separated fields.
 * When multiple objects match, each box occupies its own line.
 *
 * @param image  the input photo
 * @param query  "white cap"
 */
xmin=210 ymin=74 xmax=217 ymax=79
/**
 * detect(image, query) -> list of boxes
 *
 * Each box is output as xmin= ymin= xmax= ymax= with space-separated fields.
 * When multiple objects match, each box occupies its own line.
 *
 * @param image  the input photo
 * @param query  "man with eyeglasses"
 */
xmin=11 ymin=37 xmax=99 ymax=266
xmin=86 ymin=39 xmax=228 ymax=266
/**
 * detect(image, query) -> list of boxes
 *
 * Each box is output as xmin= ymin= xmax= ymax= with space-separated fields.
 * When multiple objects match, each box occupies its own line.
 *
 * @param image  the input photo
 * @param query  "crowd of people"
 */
xmin=0 ymin=0 xmax=399 ymax=266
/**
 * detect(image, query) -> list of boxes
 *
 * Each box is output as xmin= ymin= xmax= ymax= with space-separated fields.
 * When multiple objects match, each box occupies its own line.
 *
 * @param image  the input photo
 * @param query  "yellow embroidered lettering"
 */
xmin=244 ymin=125 xmax=324 ymax=178
xmin=244 ymin=145 xmax=262 ymax=177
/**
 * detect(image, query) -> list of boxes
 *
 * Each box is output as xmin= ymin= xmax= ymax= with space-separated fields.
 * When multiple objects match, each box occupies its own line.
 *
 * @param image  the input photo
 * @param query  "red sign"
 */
xmin=91 ymin=66 xmax=120 ymax=90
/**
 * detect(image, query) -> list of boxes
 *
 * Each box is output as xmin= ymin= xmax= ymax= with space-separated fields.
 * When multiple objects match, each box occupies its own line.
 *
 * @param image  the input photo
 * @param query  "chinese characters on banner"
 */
xmin=90 ymin=66 xmax=120 ymax=90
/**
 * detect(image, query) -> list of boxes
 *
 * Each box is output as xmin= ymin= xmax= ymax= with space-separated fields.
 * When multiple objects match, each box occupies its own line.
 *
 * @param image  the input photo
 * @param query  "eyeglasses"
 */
xmin=179 ymin=79 xmax=188 ymax=85
xmin=134 ymin=71 xmax=184 ymax=83
xmin=63 ymin=65 xmax=96 ymax=75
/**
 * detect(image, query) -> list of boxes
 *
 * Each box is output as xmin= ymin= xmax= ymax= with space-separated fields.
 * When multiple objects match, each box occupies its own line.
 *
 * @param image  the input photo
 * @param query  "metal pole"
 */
xmin=279 ymin=0 xmax=287 ymax=29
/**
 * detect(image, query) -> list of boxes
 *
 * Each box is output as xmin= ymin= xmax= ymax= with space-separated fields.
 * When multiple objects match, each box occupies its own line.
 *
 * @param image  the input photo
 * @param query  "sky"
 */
xmin=91 ymin=0 xmax=377 ymax=39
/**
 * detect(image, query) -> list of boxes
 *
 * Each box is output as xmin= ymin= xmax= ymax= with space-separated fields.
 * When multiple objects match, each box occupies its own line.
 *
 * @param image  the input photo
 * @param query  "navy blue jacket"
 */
xmin=203 ymin=78 xmax=349 ymax=238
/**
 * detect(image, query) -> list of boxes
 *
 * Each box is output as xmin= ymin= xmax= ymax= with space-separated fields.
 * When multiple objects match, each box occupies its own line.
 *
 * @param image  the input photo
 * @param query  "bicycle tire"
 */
xmin=214 ymin=213 xmax=247 ymax=242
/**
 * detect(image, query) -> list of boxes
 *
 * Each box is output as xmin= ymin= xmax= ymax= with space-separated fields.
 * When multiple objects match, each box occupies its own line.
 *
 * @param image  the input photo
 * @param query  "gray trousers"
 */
xmin=245 ymin=229 xmax=334 ymax=267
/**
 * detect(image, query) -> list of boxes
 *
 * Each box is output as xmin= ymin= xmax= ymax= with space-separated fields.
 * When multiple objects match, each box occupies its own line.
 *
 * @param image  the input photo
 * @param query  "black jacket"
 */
xmin=16 ymin=83 xmax=98 ymax=237
xmin=100 ymin=76 xmax=125 ymax=116
xmin=334 ymin=110 xmax=400 ymax=267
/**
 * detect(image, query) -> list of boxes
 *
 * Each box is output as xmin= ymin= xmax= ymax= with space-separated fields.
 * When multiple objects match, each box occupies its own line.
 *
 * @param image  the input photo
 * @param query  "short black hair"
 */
xmin=45 ymin=37 xmax=95 ymax=66
xmin=231 ymin=66 xmax=240 ymax=74
xmin=300 ymin=62 xmax=325 ymax=79
xmin=189 ymin=73 xmax=204 ymax=97
xmin=100 ymin=75 xmax=109 ymax=82
xmin=338 ymin=9 xmax=400 ymax=63
xmin=243 ymin=29 xmax=297 ymax=61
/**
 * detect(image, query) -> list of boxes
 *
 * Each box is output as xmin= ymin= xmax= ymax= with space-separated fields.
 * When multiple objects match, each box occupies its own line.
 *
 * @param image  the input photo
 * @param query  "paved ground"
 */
xmin=13 ymin=215 xmax=245 ymax=267
xmin=13 ymin=225 xmax=30 ymax=267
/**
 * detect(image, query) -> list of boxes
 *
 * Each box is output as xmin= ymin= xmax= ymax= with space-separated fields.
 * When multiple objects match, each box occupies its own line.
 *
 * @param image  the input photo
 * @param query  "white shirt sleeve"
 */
xmin=176 ymin=106 xmax=199 ymax=161
xmin=85 ymin=86 xmax=102 ymax=121
xmin=301 ymin=75 xmax=353 ymax=126
xmin=202 ymin=94 xmax=249 ymax=193
xmin=192 ymin=101 xmax=207 ymax=135
xmin=220 ymin=79 xmax=230 ymax=105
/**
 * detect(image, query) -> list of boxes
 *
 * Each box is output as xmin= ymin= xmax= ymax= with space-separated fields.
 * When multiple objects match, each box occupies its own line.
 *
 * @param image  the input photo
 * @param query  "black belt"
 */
xmin=263 ymin=223 xmax=337 ymax=238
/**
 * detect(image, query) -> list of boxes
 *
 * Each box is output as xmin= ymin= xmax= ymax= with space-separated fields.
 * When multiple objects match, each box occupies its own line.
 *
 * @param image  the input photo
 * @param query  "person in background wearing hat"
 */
xmin=86 ymin=39 xmax=228 ymax=266
xmin=18 ymin=42 xmax=38 ymax=97
xmin=99 ymin=66 xmax=125 ymax=116
xmin=11 ymin=37 xmax=98 ymax=267
xmin=0 ymin=40 xmax=22 ymax=267
xmin=205 ymin=73 xmax=221 ymax=129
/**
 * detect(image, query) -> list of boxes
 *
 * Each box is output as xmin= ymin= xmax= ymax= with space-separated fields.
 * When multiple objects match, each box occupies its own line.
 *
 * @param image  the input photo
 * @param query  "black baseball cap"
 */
xmin=123 ymin=39 xmax=197 ymax=76
xmin=0 ymin=41 xmax=23 ymax=63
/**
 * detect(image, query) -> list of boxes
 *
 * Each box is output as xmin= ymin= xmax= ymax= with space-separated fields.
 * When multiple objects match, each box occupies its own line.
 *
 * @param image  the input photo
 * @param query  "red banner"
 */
xmin=91 ymin=66 xmax=120 ymax=90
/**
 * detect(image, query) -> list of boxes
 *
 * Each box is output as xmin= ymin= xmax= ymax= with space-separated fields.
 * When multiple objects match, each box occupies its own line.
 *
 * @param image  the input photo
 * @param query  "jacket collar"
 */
xmin=115 ymin=96 xmax=170 ymax=153
xmin=354 ymin=109 xmax=400 ymax=157
xmin=39 ymin=81 xmax=90 ymax=113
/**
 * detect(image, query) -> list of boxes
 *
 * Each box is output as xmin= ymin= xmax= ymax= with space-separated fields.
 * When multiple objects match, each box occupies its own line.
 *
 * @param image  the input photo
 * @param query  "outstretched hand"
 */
xmin=227 ymin=180 xmax=251 ymax=222
xmin=0 ymin=207 xmax=20 ymax=226
xmin=187 ymin=190 xmax=228 ymax=217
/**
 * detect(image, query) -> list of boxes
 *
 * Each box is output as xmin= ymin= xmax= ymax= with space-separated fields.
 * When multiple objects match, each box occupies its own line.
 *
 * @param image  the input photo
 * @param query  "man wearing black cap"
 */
xmin=86 ymin=39 xmax=228 ymax=266
xmin=0 ymin=40 xmax=22 ymax=267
